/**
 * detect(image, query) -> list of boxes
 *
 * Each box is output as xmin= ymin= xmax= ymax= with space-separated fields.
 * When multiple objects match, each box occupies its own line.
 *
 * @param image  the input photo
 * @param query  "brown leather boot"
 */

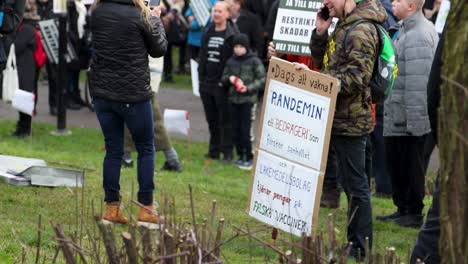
xmin=137 ymin=204 xmax=159 ymax=224
xmin=102 ymin=202 xmax=128 ymax=224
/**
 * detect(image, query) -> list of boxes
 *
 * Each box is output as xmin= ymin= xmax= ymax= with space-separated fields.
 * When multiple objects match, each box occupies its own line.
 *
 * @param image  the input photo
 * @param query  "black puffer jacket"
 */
xmin=89 ymin=0 xmax=167 ymax=102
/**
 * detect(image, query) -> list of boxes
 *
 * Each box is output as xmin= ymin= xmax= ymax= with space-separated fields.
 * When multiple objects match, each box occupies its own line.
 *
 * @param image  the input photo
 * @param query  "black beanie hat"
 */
xmin=232 ymin=33 xmax=250 ymax=49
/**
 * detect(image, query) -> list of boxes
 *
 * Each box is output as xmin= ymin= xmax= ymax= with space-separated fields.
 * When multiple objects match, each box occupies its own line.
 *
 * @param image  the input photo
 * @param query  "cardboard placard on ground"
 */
xmin=272 ymin=0 xmax=337 ymax=56
xmin=248 ymin=57 xmax=339 ymax=236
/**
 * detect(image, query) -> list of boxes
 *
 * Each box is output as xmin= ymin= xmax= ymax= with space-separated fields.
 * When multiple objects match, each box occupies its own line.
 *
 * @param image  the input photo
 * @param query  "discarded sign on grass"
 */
xmin=0 ymin=155 xmax=84 ymax=187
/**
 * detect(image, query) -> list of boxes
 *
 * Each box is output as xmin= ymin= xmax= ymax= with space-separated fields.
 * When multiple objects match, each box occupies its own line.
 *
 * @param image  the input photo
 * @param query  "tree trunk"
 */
xmin=438 ymin=0 xmax=468 ymax=262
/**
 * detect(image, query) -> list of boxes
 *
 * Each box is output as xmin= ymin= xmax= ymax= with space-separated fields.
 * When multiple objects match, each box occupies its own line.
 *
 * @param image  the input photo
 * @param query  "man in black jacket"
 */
xmin=198 ymin=1 xmax=239 ymax=162
xmin=225 ymin=0 xmax=263 ymax=57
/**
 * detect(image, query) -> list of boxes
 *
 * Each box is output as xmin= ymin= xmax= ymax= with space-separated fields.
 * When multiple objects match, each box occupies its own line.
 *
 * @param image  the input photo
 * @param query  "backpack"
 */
xmin=344 ymin=19 xmax=398 ymax=103
xmin=33 ymin=28 xmax=47 ymax=67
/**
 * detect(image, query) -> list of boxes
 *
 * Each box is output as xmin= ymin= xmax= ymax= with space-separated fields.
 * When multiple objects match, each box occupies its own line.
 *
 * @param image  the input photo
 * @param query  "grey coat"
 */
xmin=384 ymin=11 xmax=439 ymax=136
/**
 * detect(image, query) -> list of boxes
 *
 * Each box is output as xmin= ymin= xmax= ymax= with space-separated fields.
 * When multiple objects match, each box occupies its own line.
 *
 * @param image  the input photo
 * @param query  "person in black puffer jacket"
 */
xmin=89 ymin=0 xmax=167 ymax=225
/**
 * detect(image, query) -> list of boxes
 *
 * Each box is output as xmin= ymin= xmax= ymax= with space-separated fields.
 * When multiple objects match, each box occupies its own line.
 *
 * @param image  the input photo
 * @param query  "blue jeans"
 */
xmin=330 ymin=135 xmax=373 ymax=255
xmin=93 ymin=98 xmax=155 ymax=205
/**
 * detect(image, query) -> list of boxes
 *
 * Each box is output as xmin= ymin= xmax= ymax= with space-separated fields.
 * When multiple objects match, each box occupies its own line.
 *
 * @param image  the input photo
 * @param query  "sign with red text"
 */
xmin=248 ymin=57 xmax=339 ymax=236
xmin=272 ymin=0 xmax=338 ymax=56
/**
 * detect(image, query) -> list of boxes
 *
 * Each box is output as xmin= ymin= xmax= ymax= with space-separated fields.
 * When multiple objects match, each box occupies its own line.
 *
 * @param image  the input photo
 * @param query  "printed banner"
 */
xmin=272 ymin=0 xmax=337 ymax=56
xmin=248 ymin=57 xmax=339 ymax=236
xmin=189 ymin=0 xmax=212 ymax=27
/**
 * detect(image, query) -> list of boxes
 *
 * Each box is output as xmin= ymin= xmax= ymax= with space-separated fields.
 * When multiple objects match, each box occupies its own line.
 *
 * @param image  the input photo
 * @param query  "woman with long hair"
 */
xmin=89 ymin=0 xmax=167 ymax=224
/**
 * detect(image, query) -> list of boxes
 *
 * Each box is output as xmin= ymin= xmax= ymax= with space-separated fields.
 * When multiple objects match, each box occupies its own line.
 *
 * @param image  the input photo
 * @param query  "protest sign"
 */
xmin=248 ymin=57 xmax=339 ymax=236
xmin=272 ymin=0 xmax=337 ymax=56
xmin=435 ymin=0 xmax=450 ymax=34
xmin=38 ymin=19 xmax=77 ymax=65
xmin=189 ymin=0 xmax=212 ymax=27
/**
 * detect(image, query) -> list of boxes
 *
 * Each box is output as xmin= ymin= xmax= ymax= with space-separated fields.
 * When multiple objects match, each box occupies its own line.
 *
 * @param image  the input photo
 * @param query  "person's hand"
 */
xmin=268 ymin=42 xmax=284 ymax=59
xmin=238 ymin=85 xmax=247 ymax=93
xmin=187 ymin=15 xmax=194 ymax=23
xmin=150 ymin=6 xmax=162 ymax=17
xmin=316 ymin=6 xmax=333 ymax=36
xmin=292 ymin=62 xmax=310 ymax=71
xmin=229 ymin=75 xmax=237 ymax=84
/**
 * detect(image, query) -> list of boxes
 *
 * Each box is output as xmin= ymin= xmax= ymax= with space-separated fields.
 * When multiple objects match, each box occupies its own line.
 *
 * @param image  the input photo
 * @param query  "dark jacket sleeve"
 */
xmin=250 ymin=13 xmax=264 ymax=56
xmin=248 ymin=57 xmax=265 ymax=92
xmin=143 ymin=16 xmax=168 ymax=58
xmin=198 ymin=28 xmax=209 ymax=82
xmin=265 ymin=0 xmax=279 ymax=41
xmin=309 ymin=29 xmax=328 ymax=70
xmin=427 ymin=31 xmax=444 ymax=143
xmin=0 ymin=0 xmax=25 ymax=34
xmin=15 ymin=25 xmax=36 ymax=54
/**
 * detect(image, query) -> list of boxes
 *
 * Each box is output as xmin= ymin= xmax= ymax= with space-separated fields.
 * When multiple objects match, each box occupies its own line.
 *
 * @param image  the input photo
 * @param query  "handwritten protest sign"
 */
xmin=273 ymin=0 xmax=337 ymax=56
xmin=248 ymin=57 xmax=339 ymax=236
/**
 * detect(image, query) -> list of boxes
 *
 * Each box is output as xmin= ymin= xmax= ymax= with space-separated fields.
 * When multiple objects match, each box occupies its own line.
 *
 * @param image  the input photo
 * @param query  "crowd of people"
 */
xmin=0 ymin=0 xmax=446 ymax=261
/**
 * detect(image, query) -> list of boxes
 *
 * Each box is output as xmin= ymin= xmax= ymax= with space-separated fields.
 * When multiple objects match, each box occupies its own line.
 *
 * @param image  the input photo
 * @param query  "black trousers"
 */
xmin=229 ymin=102 xmax=254 ymax=161
xmin=200 ymin=91 xmax=233 ymax=157
xmin=370 ymin=116 xmax=393 ymax=194
xmin=163 ymin=42 xmax=186 ymax=79
xmin=411 ymin=174 xmax=441 ymax=264
xmin=329 ymin=135 xmax=373 ymax=255
xmin=46 ymin=61 xmax=58 ymax=108
xmin=384 ymin=135 xmax=427 ymax=214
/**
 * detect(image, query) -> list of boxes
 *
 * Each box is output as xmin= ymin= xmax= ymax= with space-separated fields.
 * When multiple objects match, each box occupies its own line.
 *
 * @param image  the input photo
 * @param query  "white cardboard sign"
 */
xmin=248 ymin=57 xmax=339 ymax=236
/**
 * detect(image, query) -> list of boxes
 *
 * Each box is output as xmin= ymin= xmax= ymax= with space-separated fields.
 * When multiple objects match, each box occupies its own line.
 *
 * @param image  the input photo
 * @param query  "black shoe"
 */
xmin=222 ymin=153 xmax=233 ymax=163
xmin=204 ymin=153 xmax=220 ymax=160
xmin=11 ymin=130 xmax=31 ymax=138
xmin=161 ymin=161 xmax=183 ymax=173
xmin=376 ymin=211 xmax=405 ymax=222
xmin=394 ymin=214 xmax=423 ymax=228
xmin=50 ymin=106 xmax=57 ymax=116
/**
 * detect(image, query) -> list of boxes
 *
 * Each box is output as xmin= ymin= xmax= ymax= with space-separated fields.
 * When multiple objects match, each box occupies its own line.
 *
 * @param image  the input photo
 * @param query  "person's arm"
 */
xmin=308 ymin=6 xmax=332 ymax=70
xmin=309 ymin=29 xmax=328 ymax=70
xmin=250 ymin=13 xmax=264 ymax=56
xmin=247 ymin=58 xmax=265 ymax=92
xmin=0 ymin=0 xmax=26 ymax=34
xmin=143 ymin=8 xmax=168 ymax=58
xmin=334 ymin=23 xmax=377 ymax=95
xmin=221 ymin=61 xmax=234 ymax=86
xmin=198 ymin=30 xmax=208 ymax=81
xmin=15 ymin=25 xmax=36 ymax=54
xmin=403 ymin=33 xmax=439 ymax=134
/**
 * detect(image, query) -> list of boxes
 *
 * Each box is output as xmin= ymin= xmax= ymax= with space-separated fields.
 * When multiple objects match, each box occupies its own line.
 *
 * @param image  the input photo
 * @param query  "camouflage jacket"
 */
xmin=309 ymin=0 xmax=387 ymax=136
xmin=221 ymin=51 xmax=265 ymax=104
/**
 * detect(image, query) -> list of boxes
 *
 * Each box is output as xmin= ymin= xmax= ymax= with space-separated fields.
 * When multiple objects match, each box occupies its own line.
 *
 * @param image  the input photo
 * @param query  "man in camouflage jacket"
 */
xmin=307 ymin=0 xmax=388 ymax=257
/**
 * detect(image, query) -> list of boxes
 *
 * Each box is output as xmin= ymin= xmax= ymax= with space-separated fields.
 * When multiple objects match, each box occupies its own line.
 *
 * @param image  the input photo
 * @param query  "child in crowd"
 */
xmin=222 ymin=33 xmax=265 ymax=170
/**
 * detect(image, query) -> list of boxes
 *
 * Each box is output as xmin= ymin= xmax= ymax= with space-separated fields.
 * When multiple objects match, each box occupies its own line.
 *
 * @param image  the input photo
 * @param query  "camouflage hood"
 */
xmin=339 ymin=0 xmax=388 ymax=28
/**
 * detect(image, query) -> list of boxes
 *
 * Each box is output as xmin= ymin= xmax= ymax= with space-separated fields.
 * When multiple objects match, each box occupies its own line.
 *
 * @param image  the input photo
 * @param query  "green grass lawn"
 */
xmin=0 ymin=121 xmax=430 ymax=263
